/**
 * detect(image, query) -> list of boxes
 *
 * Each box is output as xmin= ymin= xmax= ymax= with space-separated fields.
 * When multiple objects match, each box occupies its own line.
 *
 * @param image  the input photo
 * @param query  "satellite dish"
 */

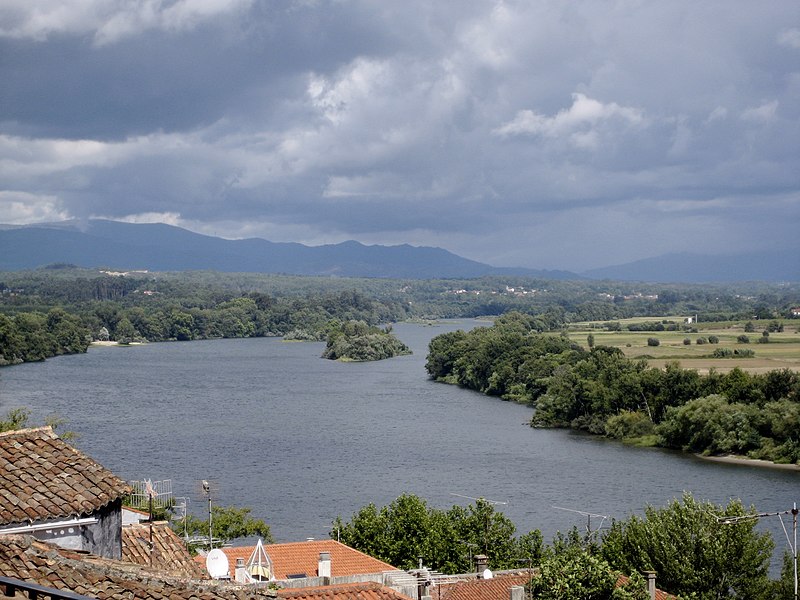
xmin=483 ymin=568 xmax=494 ymax=580
xmin=206 ymin=548 xmax=229 ymax=579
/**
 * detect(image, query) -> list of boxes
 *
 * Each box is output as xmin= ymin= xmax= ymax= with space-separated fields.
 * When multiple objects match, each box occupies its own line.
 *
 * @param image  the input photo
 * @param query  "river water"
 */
xmin=0 ymin=320 xmax=797 ymax=559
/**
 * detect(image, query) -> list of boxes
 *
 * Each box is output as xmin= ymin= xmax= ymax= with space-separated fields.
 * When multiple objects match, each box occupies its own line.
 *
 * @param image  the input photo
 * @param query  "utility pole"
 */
xmin=717 ymin=503 xmax=798 ymax=600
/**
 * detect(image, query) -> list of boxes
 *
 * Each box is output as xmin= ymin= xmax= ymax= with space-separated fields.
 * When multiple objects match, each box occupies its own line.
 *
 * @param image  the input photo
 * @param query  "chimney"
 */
xmin=509 ymin=585 xmax=525 ymax=600
xmin=644 ymin=571 xmax=656 ymax=600
xmin=474 ymin=555 xmax=488 ymax=577
xmin=318 ymin=551 xmax=332 ymax=580
xmin=235 ymin=558 xmax=249 ymax=584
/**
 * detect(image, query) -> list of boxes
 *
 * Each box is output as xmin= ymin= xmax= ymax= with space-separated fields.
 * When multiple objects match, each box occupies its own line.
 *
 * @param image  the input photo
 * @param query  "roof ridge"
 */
xmin=0 ymin=425 xmax=55 ymax=439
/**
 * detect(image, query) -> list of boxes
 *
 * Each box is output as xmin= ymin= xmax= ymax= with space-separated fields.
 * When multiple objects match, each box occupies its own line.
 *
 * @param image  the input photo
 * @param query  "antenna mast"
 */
xmin=202 ymin=480 xmax=213 ymax=549
xmin=552 ymin=505 xmax=609 ymax=544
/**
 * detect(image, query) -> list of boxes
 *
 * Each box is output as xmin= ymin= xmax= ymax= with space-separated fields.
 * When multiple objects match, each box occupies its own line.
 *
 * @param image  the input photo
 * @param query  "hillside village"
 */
xmin=0 ymin=426 xmax=674 ymax=600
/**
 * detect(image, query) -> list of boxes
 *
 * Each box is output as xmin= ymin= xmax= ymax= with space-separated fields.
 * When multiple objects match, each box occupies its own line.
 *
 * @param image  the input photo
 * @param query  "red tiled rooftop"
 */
xmin=203 ymin=539 xmax=399 ymax=580
xmin=433 ymin=573 xmax=532 ymax=600
xmin=0 ymin=534 xmax=276 ymax=599
xmin=277 ymin=581 xmax=413 ymax=600
xmin=122 ymin=521 xmax=205 ymax=578
xmin=0 ymin=426 xmax=130 ymax=526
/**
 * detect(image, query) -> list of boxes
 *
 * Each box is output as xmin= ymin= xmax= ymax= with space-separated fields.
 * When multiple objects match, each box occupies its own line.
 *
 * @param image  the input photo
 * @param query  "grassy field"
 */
xmin=566 ymin=316 xmax=800 ymax=374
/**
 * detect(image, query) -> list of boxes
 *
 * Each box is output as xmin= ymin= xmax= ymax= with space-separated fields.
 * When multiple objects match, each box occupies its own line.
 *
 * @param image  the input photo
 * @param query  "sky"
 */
xmin=1 ymin=1 xmax=798 ymax=272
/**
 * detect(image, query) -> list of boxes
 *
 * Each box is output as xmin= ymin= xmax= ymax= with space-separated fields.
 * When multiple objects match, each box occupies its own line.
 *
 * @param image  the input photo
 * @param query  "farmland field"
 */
xmin=566 ymin=317 xmax=800 ymax=374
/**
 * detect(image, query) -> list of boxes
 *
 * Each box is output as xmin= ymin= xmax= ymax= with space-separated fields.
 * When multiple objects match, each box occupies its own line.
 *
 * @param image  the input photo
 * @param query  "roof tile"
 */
xmin=277 ymin=581 xmax=413 ymax=600
xmin=0 ymin=535 xmax=275 ymax=600
xmin=212 ymin=540 xmax=398 ymax=581
xmin=434 ymin=573 xmax=532 ymax=600
xmin=122 ymin=521 xmax=206 ymax=579
xmin=0 ymin=427 xmax=130 ymax=526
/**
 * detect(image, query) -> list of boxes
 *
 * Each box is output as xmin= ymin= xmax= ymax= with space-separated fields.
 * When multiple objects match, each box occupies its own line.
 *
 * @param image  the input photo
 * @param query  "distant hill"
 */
xmin=0 ymin=220 xmax=577 ymax=280
xmin=582 ymin=251 xmax=800 ymax=283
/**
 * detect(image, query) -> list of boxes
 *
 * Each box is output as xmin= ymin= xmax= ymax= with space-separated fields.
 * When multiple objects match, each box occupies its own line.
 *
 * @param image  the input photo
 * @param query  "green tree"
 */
xmin=601 ymin=492 xmax=774 ymax=599
xmin=332 ymin=494 xmax=542 ymax=573
xmin=656 ymin=395 xmax=760 ymax=455
xmin=0 ymin=407 xmax=30 ymax=432
xmin=530 ymin=550 xmax=648 ymax=600
xmin=114 ymin=316 xmax=137 ymax=344
xmin=179 ymin=505 xmax=273 ymax=547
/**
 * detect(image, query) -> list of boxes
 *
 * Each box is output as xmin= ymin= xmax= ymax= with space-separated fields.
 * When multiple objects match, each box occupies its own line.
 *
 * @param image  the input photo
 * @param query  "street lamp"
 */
xmin=717 ymin=503 xmax=798 ymax=600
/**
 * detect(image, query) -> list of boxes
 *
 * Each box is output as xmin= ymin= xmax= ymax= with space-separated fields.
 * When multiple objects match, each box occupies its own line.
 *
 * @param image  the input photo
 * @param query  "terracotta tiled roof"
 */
xmin=210 ymin=540 xmax=399 ymax=581
xmin=433 ymin=573 xmax=532 ymax=600
xmin=277 ymin=581 xmax=413 ymax=600
xmin=0 ymin=534 xmax=276 ymax=599
xmin=0 ymin=426 xmax=130 ymax=526
xmin=122 ymin=521 xmax=205 ymax=578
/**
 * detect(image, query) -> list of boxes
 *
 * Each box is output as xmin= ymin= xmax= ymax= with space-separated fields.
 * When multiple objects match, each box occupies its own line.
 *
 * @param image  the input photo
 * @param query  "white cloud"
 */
xmin=0 ymin=190 xmax=69 ymax=223
xmin=493 ymin=93 xmax=644 ymax=146
xmin=777 ymin=28 xmax=800 ymax=49
xmin=740 ymin=100 xmax=779 ymax=122
xmin=0 ymin=132 xmax=202 ymax=180
xmin=113 ymin=211 xmax=184 ymax=225
xmin=0 ymin=0 xmax=252 ymax=45
xmin=705 ymin=106 xmax=728 ymax=123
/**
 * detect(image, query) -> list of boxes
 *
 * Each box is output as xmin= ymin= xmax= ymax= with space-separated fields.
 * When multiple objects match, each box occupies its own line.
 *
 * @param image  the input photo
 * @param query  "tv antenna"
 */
xmin=451 ymin=493 xmax=508 ymax=556
xmin=128 ymin=478 xmax=173 ymax=565
xmin=552 ymin=506 xmax=609 ymax=540
xmin=450 ymin=493 xmax=508 ymax=505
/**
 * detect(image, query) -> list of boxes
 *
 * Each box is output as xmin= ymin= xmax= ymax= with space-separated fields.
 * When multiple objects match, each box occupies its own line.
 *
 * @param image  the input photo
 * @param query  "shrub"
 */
xmin=683 ymin=338 xmax=691 ymax=345
xmin=708 ymin=335 xmax=719 ymax=344
xmin=737 ymin=335 xmax=750 ymax=344
xmin=696 ymin=337 xmax=707 ymax=345
xmin=734 ymin=348 xmax=755 ymax=357
xmin=605 ymin=411 xmax=655 ymax=439
xmin=647 ymin=337 xmax=660 ymax=347
xmin=712 ymin=348 xmax=733 ymax=358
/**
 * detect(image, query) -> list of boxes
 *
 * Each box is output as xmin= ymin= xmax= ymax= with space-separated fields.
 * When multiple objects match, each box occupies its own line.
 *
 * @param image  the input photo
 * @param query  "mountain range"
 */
xmin=0 ymin=220 xmax=574 ymax=279
xmin=0 ymin=220 xmax=796 ymax=282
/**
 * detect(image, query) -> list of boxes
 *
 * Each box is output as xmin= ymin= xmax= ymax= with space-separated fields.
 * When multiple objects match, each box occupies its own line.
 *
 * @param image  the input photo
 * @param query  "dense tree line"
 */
xmin=0 ymin=273 xmax=411 ymax=363
xmin=2 ymin=268 xmax=798 ymax=366
xmin=331 ymin=494 xmax=543 ymax=573
xmin=0 ymin=308 xmax=90 ymax=365
xmin=333 ymin=492 xmax=792 ymax=599
xmin=321 ymin=320 xmax=411 ymax=361
xmin=426 ymin=312 xmax=800 ymax=463
xmin=3 ymin=268 xmax=798 ymax=322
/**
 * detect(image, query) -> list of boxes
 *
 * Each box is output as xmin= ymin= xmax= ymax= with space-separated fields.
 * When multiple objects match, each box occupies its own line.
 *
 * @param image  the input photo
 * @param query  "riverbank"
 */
xmin=697 ymin=454 xmax=800 ymax=471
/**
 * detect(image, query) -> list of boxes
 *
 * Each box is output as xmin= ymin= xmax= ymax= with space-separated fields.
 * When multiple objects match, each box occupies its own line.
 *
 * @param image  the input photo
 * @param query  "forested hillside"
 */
xmin=1 ymin=268 xmax=798 ymax=368
xmin=0 ymin=269 xmax=409 ymax=365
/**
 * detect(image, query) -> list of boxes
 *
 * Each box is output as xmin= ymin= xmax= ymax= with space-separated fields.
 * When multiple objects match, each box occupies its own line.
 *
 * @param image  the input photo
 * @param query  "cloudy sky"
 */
xmin=1 ymin=1 xmax=798 ymax=271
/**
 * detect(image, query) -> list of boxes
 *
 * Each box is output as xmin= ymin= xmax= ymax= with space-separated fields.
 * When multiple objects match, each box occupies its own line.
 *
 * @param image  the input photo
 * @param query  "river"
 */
xmin=0 ymin=319 xmax=797 ymax=560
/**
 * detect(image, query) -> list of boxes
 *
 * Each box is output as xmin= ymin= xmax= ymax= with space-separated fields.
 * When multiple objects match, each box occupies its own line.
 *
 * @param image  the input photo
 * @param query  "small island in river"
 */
xmin=322 ymin=320 xmax=411 ymax=362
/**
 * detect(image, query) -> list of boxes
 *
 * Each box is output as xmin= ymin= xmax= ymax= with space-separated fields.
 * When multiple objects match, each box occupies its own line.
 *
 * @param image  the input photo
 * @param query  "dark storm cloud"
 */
xmin=1 ymin=1 xmax=798 ymax=270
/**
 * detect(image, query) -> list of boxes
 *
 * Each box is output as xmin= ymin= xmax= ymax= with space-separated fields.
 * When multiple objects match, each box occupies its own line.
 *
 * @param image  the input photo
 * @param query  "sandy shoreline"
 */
xmin=698 ymin=454 xmax=800 ymax=471
xmin=90 ymin=341 xmax=145 ymax=347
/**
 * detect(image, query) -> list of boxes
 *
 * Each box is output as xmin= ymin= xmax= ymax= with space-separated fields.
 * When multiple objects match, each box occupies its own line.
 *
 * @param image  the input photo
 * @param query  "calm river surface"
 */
xmin=1 ymin=320 xmax=797 ymax=555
